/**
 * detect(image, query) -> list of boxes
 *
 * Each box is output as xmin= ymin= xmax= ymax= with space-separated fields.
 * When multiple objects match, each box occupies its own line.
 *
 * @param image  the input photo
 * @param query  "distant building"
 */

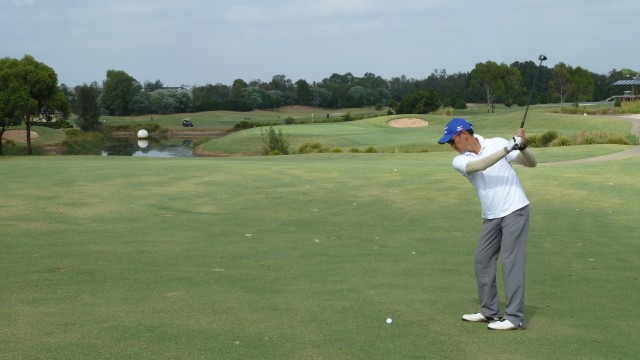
xmin=611 ymin=78 xmax=640 ymax=101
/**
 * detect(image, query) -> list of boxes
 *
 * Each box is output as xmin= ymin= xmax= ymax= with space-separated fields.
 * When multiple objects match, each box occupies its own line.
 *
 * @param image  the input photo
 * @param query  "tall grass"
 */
xmin=526 ymin=130 xmax=637 ymax=147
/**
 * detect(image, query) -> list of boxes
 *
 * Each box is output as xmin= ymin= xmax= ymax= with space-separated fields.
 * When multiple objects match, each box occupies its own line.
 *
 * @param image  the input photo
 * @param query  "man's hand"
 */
xmin=516 ymin=128 xmax=527 ymax=150
xmin=505 ymin=136 xmax=523 ymax=152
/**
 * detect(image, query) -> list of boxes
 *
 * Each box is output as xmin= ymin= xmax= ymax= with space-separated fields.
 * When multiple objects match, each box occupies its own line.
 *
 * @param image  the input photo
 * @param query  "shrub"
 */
xmin=560 ymin=106 xmax=578 ymax=114
xmin=284 ymin=116 xmax=296 ymax=125
xmin=233 ymin=121 xmax=257 ymax=131
xmin=65 ymin=128 xmax=84 ymax=138
xmin=364 ymin=146 xmax=377 ymax=153
xmin=349 ymin=148 xmax=361 ymax=153
xmin=551 ymin=136 xmax=573 ymax=146
xmin=331 ymin=148 xmax=343 ymax=153
xmin=606 ymin=134 xmax=630 ymax=145
xmin=298 ymin=142 xmax=327 ymax=154
xmin=525 ymin=134 xmax=542 ymax=148
xmin=614 ymin=99 xmax=622 ymax=107
xmin=436 ymin=106 xmax=454 ymax=116
xmin=61 ymin=132 xmax=108 ymax=155
xmin=261 ymin=126 xmax=289 ymax=155
xmin=539 ymin=130 xmax=558 ymax=146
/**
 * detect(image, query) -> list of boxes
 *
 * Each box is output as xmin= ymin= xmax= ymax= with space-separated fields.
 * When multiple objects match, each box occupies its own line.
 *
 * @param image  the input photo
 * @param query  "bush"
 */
xmin=539 ymin=130 xmax=558 ymax=146
xmin=261 ymin=126 xmax=289 ymax=155
xmin=298 ymin=142 xmax=327 ymax=154
xmin=3 ymin=139 xmax=16 ymax=147
xmin=574 ymin=130 xmax=633 ymax=145
xmin=349 ymin=148 xmax=361 ymax=153
xmin=551 ymin=136 xmax=573 ymax=146
xmin=560 ymin=106 xmax=578 ymax=114
xmin=435 ymin=106 xmax=454 ymax=116
xmin=364 ymin=146 xmax=377 ymax=153
xmin=233 ymin=121 xmax=258 ymax=131
xmin=61 ymin=132 xmax=108 ymax=155
xmin=65 ymin=128 xmax=84 ymax=138
xmin=284 ymin=116 xmax=296 ymax=125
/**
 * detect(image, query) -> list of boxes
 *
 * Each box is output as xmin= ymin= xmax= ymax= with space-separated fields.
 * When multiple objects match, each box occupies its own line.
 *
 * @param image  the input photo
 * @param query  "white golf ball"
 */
xmin=137 ymin=129 xmax=149 ymax=139
xmin=386 ymin=318 xmax=393 ymax=324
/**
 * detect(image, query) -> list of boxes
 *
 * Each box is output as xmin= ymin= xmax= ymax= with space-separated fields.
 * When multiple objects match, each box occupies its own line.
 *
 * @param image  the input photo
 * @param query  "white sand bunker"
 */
xmin=2 ymin=130 xmax=39 ymax=142
xmin=388 ymin=118 xmax=429 ymax=127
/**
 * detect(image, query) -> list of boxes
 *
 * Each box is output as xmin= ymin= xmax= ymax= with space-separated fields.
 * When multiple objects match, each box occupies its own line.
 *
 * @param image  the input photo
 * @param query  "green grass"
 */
xmin=4 ymin=105 xmax=634 ymax=157
xmin=1 ymin=153 xmax=639 ymax=359
xmin=201 ymin=106 xmax=635 ymax=154
xmin=101 ymin=107 xmax=386 ymax=130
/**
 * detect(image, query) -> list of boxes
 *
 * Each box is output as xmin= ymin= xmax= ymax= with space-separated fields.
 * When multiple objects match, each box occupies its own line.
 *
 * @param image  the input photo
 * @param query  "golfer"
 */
xmin=438 ymin=118 xmax=537 ymax=330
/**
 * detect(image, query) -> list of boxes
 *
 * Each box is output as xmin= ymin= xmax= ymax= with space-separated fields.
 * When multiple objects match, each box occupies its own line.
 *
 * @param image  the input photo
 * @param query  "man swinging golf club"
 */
xmin=438 ymin=118 xmax=537 ymax=330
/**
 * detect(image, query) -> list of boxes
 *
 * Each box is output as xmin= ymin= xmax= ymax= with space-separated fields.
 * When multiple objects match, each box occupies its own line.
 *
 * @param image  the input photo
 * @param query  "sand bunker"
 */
xmin=388 ymin=118 xmax=429 ymax=127
xmin=2 ymin=130 xmax=39 ymax=142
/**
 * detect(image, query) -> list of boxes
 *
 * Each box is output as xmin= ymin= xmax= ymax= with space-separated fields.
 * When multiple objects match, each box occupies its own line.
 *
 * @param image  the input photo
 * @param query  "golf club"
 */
xmin=520 ymin=54 xmax=547 ymax=129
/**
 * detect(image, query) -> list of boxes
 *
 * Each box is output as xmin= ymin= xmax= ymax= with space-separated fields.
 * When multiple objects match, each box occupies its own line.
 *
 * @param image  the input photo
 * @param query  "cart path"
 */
xmin=542 ymin=115 xmax=640 ymax=166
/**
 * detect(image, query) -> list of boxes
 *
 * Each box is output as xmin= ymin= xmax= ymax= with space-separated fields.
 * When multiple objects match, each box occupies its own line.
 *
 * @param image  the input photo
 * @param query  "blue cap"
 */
xmin=437 ymin=118 xmax=473 ymax=144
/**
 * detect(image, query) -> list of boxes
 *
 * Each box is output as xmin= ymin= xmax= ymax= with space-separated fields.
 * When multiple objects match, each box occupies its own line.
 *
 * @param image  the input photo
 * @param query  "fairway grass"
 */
xmin=201 ymin=108 xmax=636 ymax=155
xmin=1 ymin=153 xmax=639 ymax=359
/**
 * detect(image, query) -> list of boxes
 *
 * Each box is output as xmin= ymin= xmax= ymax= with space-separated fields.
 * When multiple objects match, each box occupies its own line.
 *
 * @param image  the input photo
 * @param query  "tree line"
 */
xmin=64 ymin=62 xmax=637 ymax=129
xmin=2 ymin=54 xmax=638 ymax=154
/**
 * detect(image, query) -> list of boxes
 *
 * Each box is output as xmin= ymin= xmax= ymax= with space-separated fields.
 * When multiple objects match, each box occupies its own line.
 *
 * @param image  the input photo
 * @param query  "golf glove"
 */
xmin=506 ymin=136 xmax=523 ymax=152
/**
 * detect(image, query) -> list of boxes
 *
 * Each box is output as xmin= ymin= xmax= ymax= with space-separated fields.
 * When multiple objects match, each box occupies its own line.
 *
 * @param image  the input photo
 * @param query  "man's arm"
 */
xmin=465 ymin=137 xmax=522 ymax=174
xmin=465 ymin=148 xmax=509 ymax=174
xmin=513 ymin=148 xmax=537 ymax=167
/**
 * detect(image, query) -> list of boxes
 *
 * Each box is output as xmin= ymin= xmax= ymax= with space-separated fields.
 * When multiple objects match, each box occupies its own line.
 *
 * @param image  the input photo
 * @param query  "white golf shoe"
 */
xmin=487 ymin=319 xmax=524 ymax=330
xmin=461 ymin=312 xmax=501 ymax=322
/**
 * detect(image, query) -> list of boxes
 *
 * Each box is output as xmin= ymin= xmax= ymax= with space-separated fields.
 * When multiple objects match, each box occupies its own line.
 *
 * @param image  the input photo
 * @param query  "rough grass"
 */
xmin=1 ymin=153 xmax=639 ymax=359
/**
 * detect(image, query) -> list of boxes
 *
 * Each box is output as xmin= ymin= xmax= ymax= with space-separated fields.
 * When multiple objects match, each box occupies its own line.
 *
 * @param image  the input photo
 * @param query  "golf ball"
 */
xmin=386 ymin=318 xmax=393 ymax=324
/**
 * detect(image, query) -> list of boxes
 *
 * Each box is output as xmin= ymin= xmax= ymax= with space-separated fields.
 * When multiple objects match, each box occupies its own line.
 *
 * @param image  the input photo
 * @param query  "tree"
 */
xmin=268 ymin=74 xmax=292 ymax=92
xmin=143 ymin=79 xmax=164 ymax=92
xmin=74 ymin=83 xmax=101 ymax=131
xmin=230 ymin=79 xmax=248 ymax=99
xmin=568 ymin=66 xmax=595 ymax=102
xmin=191 ymin=83 xmax=230 ymax=111
xmin=470 ymin=61 xmax=504 ymax=113
xmin=319 ymin=73 xmax=354 ymax=108
xmin=0 ymin=58 xmax=21 ymax=155
xmin=450 ymin=90 xmax=467 ymax=109
xmin=551 ymin=63 xmax=570 ymax=103
xmin=397 ymin=90 xmax=441 ymax=114
xmin=0 ymin=55 xmax=69 ymax=155
xmin=100 ymin=69 xmax=141 ymax=116
xmin=501 ymin=66 xmax=523 ymax=108
xmin=347 ymin=86 xmax=368 ymax=107
xmin=242 ymin=87 xmax=266 ymax=109
xmin=389 ymin=75 xmax=419 ymax=101
xmin=295 ymin=79 xmax=311 ymax=106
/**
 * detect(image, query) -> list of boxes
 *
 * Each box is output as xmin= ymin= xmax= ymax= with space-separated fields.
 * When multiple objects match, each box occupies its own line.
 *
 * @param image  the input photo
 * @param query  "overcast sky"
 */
xmin=2 ymin=0 xmax=638 ymax=87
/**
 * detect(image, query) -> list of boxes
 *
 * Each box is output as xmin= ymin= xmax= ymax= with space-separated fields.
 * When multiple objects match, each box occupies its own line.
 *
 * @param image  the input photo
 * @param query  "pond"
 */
xmin=100 ymin=139 xmax=194 ymax=157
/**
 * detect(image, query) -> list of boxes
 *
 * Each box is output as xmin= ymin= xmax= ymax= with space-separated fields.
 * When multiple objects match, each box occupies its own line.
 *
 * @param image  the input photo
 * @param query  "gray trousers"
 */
xmin=475 ymin=205 xmax=529 ymax=327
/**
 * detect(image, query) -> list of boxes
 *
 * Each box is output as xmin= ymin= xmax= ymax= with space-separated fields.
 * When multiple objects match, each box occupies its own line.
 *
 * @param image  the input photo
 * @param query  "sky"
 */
xmin=2 ymin=0 xmax=638 ymax=87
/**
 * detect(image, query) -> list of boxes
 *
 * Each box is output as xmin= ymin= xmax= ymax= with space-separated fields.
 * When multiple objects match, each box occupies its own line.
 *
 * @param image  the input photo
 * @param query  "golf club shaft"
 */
xmin=520 ymin=55 xmax=547 ymax=129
